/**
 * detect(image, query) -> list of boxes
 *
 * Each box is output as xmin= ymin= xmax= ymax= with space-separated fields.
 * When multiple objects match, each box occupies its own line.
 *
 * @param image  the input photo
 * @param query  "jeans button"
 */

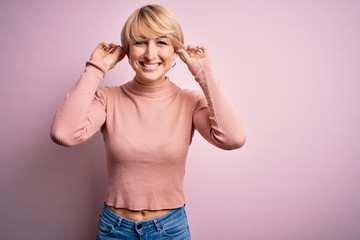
xmin=137 ymin=224 xmax=143 ymax=230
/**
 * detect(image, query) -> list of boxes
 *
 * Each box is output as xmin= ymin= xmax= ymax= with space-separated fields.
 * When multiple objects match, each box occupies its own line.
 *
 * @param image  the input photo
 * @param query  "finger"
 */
xmin=108 ymin=43 xmax=118 ymax=53
xmin=186 ymin=45 xmax=197 ymax=50
xmin=195 ymin=46 xmax=203 ymax=54
xmin=113 ymin=46 xmax=126 ymax=62
xmin=187 ymin=45 xmax=207 ymax=55
xmin=101 ymin=43 xmax=117 ymax=52
xmin=176 ymin=48 xmax=192 ymax=64
xmin=185 ymin=45 xmax=194 ymax=54
xmin=97 ymin=43 xmax=106 ymax=50
xmin=117 ymin=45 xmax=126 ymax=55
xmin=109 ymin=47 xmax=116 ymax=53
xmin=111 ymin=45 xmax=120 ymax=55
xmin=102 ymin=43 xmax=110 ymax=49
xmin=197 ymin=45 xmax=208 ymax=56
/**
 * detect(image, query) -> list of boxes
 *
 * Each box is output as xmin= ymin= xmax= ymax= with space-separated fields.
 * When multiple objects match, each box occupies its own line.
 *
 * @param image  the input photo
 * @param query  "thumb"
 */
xmin=176 ymin=48 xmax=192 ymax=65
xmin=114 ymin=46 xmax=127 ymax=63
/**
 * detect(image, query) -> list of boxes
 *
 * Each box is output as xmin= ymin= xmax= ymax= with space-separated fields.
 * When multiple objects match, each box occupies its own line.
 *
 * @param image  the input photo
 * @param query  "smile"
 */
xmin=140 ymin=62 xmax=162 ymax=71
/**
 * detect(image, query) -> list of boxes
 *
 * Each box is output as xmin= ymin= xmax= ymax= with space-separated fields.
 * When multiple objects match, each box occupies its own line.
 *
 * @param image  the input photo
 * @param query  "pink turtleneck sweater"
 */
xmin=51 ymin=57 xmax=245 ymax=211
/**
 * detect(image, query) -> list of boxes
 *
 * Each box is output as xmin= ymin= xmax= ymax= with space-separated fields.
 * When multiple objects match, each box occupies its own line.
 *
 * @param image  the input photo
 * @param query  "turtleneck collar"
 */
xmin=124 ymin=77 xmax=179 ymax=98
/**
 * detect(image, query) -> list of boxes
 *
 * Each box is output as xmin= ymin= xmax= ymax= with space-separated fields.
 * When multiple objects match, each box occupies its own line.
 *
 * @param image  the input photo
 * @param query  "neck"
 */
xmin=134 ymin=76 xmax=167 ymax=86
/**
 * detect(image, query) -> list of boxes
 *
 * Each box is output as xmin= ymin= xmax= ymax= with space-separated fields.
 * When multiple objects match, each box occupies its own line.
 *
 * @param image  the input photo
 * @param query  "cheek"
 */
xmin=127 ymin=50 xmax=139 ymax=69
xmin=129 ymin=53 xmax=137 ymax=61
xmin=161 ymin=50 xmax=176 ymax=61
xmin=128 ymin=47 xmax=142 ymax=60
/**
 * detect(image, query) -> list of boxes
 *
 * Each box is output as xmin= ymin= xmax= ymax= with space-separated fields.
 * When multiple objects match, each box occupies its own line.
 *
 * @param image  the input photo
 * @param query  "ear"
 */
xmin=173 ymin=49 xmax=179 ymax=60
xmin=124 ymin=45 xmax=130 ymax=57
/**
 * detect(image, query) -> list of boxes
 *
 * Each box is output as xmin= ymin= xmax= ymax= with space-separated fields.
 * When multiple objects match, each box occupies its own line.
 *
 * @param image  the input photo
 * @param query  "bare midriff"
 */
xmin=108 ymin=206 xmax=172 ymax=221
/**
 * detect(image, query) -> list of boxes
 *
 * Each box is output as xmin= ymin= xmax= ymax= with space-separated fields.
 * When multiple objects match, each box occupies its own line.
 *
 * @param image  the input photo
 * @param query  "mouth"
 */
xmin=140 ymin=62 xmax=162 ymax=71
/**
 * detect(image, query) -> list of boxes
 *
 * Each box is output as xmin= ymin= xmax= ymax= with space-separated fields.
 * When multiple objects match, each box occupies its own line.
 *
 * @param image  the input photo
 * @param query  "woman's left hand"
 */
xmin=176 ymin=45 xmax=208 ymax=66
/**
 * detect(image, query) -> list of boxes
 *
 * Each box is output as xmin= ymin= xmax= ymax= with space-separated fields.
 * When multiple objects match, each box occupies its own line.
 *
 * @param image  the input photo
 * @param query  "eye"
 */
xmin=134 ymin=41 xmax=147 ymax=45
xmin=157 ymin=41 xmax=168 ymax=45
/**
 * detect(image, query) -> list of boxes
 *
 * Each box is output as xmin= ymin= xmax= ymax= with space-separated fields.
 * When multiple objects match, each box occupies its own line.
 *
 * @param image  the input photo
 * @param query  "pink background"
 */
xmin=1 ymin=0 xmax=360 ymax=239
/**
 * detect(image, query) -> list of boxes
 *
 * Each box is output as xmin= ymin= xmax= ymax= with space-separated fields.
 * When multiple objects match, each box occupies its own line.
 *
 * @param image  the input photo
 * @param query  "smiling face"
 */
xmin=128 ymin=33 xmax=177 ymax=86
xmin=120 ymin=5 xmax=184 ymax=86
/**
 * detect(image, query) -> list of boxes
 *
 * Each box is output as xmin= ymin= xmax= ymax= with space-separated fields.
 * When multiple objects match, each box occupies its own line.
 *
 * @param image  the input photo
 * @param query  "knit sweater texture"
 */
xmin=51 ymin=57 xmax=245 ymax=211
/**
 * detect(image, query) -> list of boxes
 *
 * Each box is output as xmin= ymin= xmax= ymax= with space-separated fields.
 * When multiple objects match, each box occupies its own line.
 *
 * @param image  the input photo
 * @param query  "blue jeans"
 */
xmin=96 ymin=203 xmax=191 ymax=240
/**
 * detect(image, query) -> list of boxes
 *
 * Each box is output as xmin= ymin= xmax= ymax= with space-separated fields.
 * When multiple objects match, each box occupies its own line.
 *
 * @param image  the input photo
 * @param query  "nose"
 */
xmin=144 ymin=42 xmax=157 ymax=60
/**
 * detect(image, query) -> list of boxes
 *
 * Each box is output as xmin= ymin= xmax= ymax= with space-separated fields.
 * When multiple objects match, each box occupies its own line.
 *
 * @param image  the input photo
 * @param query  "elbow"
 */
xmin=211 ymin=131 xmax=246 ymax=150
xmin=223 ymin=134 xmax=246 ymax=150
xmin=50 ymin=126 xmax=77 ymax=147
xmin=233 ymin=134 xmax=246 ymax=149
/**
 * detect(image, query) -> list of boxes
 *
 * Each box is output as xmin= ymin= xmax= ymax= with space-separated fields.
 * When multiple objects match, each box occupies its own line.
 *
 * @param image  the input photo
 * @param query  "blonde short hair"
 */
xmin=121 ymin=5 xmax=184 ymax=53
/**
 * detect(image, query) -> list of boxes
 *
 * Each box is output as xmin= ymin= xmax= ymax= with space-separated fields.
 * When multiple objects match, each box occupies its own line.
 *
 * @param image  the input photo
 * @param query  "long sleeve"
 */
xmin=189 ymin=57 xmax=246 ymax=150
xmin=50 ymin=61 xmax=108 ymax=147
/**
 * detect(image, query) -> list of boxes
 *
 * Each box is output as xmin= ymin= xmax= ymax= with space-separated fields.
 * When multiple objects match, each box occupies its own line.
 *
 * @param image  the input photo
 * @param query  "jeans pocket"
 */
xmin=97 ymin=216 xmax=115 ymax=236
xmin=162 ymin=218 xmax=189 ymax=237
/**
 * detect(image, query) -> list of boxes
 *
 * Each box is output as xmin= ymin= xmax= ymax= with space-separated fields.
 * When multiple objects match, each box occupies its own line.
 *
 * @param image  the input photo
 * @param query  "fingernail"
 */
xmin=176 ymin=49 xmax=182 ymax=53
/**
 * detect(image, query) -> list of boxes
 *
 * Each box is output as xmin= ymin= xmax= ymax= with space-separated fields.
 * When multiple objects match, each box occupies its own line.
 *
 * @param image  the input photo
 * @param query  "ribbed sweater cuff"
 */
xmin=188 ymin=57 xmax=213 ymax=83
xmin=86 ymin=59 xmax=109 ymax=77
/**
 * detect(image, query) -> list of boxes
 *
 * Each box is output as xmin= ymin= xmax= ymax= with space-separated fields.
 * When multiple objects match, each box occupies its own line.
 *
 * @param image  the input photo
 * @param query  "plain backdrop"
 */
xmin=1 ymin=0 xmax=360 ymax=239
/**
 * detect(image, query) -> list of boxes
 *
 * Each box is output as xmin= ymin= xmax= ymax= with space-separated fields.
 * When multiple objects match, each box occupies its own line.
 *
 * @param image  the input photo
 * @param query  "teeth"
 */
xmin=142 ymin=63 xmax=160 ymax=70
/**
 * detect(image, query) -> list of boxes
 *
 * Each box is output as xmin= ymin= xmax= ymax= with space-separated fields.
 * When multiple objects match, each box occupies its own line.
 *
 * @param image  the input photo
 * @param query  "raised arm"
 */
xmin=50 ymin=43 xmax=126 ymax=146
xmin=177 ymin=46 xmax=246 ymax=150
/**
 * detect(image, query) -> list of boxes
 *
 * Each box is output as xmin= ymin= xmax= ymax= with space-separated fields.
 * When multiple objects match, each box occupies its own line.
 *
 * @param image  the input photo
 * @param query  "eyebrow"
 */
xmin=138 ymin=36 xmax=168 ymax=40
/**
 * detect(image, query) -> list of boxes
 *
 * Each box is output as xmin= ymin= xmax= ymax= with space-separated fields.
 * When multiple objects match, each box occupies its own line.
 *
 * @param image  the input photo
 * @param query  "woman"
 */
xmin=51 ymin=4 xmax=245 ymax=240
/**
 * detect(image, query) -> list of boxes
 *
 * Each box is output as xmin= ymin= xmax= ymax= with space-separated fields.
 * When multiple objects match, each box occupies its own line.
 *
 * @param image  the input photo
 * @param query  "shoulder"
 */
xmin=94 ymin=84 xmax=127 ymax=104
xmin=96 ymin=85 xmax=120 ymax=96
xmin=177 ymin=89 xmax=207 ymax=111
xmin=179 ymin=88 xmax=203 ymax=99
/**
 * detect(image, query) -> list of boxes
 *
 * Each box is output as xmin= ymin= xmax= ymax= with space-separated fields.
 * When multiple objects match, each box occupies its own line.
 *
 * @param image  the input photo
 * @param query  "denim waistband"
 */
xmin=100 ymin=203 xmax=186 ymax=231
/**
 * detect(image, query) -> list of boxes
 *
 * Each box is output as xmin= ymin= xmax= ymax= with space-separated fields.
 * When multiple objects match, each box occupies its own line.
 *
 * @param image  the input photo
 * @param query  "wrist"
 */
xmin=86 ymin=59 xmax=109 ymax=77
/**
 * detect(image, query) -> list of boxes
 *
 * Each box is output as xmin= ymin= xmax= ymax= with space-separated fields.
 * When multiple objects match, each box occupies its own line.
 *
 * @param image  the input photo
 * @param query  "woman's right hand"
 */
xmin=90 ymin=43 xmax=127 ymax=70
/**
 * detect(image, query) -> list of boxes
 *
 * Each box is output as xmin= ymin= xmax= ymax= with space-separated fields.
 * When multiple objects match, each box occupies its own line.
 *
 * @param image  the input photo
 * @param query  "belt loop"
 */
xmin=116 ymin=217 xmax=122 ymax=228
xmin=152 ymin=219 xmax=162 ymax=232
